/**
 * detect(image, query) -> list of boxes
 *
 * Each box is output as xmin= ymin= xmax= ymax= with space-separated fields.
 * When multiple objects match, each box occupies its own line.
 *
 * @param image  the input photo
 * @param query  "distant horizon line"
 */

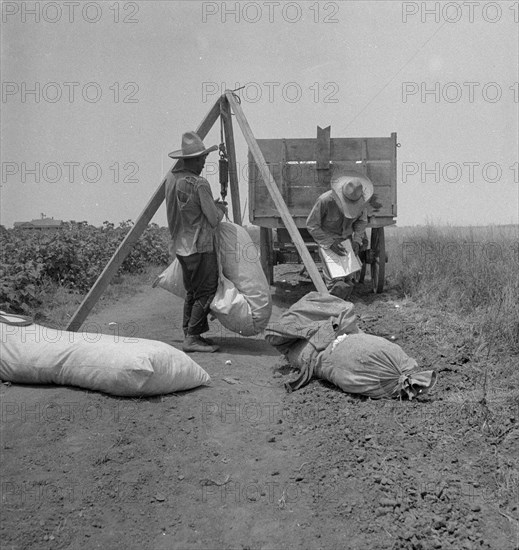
xmin=3 ymin=220 xmax=518 ymax=231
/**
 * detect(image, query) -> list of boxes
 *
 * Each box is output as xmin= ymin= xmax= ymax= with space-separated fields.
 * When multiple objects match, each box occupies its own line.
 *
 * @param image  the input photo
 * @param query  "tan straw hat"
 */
xmin=168 ymin=131 xmax=218 ymax=159
xmin=331 ymin=171 xmax=374 ymax=219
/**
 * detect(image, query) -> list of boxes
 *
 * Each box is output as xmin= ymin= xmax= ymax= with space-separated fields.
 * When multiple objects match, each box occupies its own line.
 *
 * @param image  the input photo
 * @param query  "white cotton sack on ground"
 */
xmin=0 ymin=322 xmax=210 ymax=396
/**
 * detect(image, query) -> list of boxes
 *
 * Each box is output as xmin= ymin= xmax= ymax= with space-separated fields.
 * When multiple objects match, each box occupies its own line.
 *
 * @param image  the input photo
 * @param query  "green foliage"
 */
xmin=0 ymin=222 xmax=170 ymax=313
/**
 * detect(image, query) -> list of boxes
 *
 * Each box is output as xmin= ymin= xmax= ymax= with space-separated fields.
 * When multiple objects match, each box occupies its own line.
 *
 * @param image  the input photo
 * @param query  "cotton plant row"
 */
xmin=0 ymin=221 xmax=170 ymax=314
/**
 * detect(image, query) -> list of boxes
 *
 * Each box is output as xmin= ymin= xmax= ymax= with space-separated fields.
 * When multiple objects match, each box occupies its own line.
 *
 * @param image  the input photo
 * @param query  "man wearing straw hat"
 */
xmin=307 ymin=171 xmax=373 ymax=299
xmin=166 ymin=131 xmax=227 ymax=353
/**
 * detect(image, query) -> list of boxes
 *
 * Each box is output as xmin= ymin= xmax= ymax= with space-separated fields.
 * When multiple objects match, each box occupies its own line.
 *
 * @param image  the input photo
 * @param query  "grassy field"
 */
xmin=385 ymin=224 xmax=519 ymax=355
xmin=9 ymin=222 xmax=519 ymax=358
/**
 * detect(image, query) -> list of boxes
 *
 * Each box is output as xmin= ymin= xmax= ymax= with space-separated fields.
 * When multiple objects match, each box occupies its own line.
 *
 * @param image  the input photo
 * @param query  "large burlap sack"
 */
xmin=265 ymin=291 xmax=360 ymax=391
xmin=154 ymin=222 xmax=272 ymax=336
xmin=218 ymin=222 xmax=271 ymax=333
xmin=315 ymin=333 xmax=437 ymax=399
xmin=210 ymin=275 xmax=256 ymax=335
xmin=0 ymin=321 xmax=210 ymax=397
xmin=265 ymin=292 xmax=359 ymax=353
xmin=155 ymin=259 xmax=186 ymax=299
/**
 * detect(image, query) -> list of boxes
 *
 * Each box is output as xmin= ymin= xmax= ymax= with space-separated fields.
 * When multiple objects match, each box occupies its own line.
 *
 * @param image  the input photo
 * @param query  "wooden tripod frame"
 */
xmin=65 ymin=91 xmax=327 ymax=332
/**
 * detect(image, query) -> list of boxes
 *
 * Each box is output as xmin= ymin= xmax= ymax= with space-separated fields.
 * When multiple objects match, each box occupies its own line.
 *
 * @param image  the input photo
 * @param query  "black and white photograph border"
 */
xmin=1 ymin=2 xmax=518 ymax=549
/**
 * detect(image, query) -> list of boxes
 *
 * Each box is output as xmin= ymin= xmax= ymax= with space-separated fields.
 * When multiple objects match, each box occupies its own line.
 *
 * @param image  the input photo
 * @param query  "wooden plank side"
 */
xmin=253 ymin=185 xmax=327 ymax=208
xmin=226 ymin=91 xmax=328 ymax=294
xmin=332 ymin=138 xmax=394 ymax=161
xmin=364 ymin=138 xmax=395 ymax=161
xmin=253 ymin=137 xmax=394 ymax=162
xmin=66 ymin=98 xmax=222 ymax=331
xmin=253 ymin=214 xmax=396 ymax=229
xmin=251 ymin=192 xmax=394 ymax=218
xmin=255 ymin=139 xmax=284 ymax=163
xmin=252 ymin=161 xmax=393 ymax=205
xmin=253 ymin=180 xmax=394 ymax=202
xmin=249 ymin=139 xmax=394 ymax=196
xmin=250 ymin=137 xmax=396 ymax=224
xmin=254 ymin=183 xmax=393 ymax=218
xmin=366 ymin=185 xmax=393 ymax=218
xmin=255 ymin=160 xmax=374 ymax=193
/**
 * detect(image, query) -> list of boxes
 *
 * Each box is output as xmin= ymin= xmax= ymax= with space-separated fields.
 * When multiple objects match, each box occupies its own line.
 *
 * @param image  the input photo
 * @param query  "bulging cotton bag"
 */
xmin=217 ymin=222 xmax=272 ymax=334
xmin=0 ymin=320 xmax=210 ymax=397
xmin=154 ymin=222 xmax=272 ymax=336
xmin=315 ymin=333 xmax=437 ymax=399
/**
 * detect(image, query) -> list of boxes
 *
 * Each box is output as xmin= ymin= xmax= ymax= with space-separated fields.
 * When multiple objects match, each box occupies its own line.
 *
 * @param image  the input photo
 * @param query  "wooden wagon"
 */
xmin=248 ymin=126 xmax=398 ymax=293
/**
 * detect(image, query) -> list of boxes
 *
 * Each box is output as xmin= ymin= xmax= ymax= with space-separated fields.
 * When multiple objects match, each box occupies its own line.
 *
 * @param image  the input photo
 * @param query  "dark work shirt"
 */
xmin=306 ymin=190 xmax=367 ymax=248
xmin=165 ymin=167 xmax=223 ymax=255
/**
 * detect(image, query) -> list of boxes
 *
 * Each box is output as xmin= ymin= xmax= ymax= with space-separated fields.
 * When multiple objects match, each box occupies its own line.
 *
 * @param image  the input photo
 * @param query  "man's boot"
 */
xmin=184 ymin=333 xmax=215 ymax=346
xmin=182 ymin=335 xmax=219 ymax=353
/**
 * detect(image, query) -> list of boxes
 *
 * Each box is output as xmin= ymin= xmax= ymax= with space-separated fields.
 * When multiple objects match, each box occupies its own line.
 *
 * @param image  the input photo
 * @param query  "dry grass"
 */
xmin=383 ymin=225 xmax=518 ymax=516
xmin=35 ymin=266 xmax=164 ymax=329
xmin=385 ymin=224 xmax=519 ymax=354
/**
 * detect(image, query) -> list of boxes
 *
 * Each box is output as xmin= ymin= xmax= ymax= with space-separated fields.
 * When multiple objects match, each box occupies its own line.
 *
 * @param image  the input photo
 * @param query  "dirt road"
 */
xmin=1 ymin=273 xmax=518 ymax=549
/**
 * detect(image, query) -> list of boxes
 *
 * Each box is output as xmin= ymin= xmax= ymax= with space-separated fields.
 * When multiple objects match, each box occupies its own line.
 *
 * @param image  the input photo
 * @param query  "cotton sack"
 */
xmin=315 ymin=333 xmax=437 ymax=399
xmin=154 ymin=222 xmax=272 ymax=336
xmin=0 ymin=320 xmax=210 ymax=397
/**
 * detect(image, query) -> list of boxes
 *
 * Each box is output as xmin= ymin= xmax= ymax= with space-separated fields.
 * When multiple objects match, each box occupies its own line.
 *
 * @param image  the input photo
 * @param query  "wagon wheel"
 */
xmin=370 ymin=227 xmax=386 ymax=294
xmin=259 ymin=227 xmax=274 ymax=285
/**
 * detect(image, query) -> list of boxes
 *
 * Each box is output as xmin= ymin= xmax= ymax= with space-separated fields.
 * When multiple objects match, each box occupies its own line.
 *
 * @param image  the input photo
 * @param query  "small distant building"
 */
xmin=13 ymin=217 xmax=64 ymax=231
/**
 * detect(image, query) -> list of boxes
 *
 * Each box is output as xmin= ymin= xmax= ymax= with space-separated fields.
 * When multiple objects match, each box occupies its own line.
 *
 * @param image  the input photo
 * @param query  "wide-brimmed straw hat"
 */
xmin=331 ymin=171 xmax=374 ymax=219
xmin=168 ymin=131 xmax=218 ymax=159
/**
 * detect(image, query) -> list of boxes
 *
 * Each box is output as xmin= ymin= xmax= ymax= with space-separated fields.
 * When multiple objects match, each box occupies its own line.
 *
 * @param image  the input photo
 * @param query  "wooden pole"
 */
xmin=220 ymin=97 xmax=242 ymax=225
xmin=66 ymin=98 xmax=222 ymax=331
xmin=225 ymin=91 xmax=328 ymax=294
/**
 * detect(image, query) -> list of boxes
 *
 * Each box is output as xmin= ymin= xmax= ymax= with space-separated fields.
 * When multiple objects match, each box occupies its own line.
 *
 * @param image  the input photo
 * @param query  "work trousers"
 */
xmin=177 ymin=251 xmax=219 ymax=336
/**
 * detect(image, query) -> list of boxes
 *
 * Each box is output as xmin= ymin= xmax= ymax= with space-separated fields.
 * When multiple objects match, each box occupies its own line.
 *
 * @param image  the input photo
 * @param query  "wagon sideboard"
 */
xmin=248 ymin=132 xmax=398 ymax=229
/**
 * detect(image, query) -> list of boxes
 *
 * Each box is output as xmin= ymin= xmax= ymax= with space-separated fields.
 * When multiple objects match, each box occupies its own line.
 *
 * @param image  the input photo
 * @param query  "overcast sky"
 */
xmin=1 ymin=0 xmax=518 ymax=227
